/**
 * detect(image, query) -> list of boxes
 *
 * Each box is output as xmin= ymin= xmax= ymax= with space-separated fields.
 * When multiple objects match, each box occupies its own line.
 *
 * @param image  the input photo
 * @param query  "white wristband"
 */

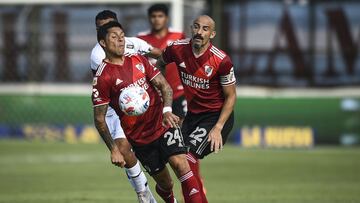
xmin=163 ymin=106 xmax=172 ymax=114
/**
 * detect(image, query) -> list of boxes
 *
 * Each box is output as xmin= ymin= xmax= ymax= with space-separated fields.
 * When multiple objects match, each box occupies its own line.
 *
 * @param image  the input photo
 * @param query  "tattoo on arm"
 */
xmin=94 ymin=104 xmax=115 ymax=151
xmin=151 ymin=74 xmax=173 ymax=107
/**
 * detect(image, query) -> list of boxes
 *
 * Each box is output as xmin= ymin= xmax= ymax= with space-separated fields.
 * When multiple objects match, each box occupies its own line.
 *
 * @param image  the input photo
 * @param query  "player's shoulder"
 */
xmin=209 ymin=44 xmax=229 ymax=61
xmin=90 ymin=43 xmax=104 ymax=59
xmin=137 ymin=30 xmax=151 ymax=37
xmin=94 ymin=61 xmax=110 ymax=77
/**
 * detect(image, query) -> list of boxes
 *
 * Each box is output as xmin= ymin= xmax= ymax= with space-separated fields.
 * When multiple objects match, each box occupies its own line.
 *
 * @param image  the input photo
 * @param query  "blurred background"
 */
xmin=0 ymin=0 xmax=359 ymax=202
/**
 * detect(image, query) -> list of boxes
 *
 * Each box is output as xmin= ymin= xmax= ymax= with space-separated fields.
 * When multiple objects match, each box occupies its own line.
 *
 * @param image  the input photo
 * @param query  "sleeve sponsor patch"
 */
xmin=92 ymin=77 xmax=98 ymax=86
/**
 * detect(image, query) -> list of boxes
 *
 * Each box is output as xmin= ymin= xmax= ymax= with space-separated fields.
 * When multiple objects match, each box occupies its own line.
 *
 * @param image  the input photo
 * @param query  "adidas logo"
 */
xmin=179 ymin=62 xmax=186 ymax=68
xmin=116 ymin=79 xmax=123 ymax=85
xmin=189 ymin=188 xmax=199 ymax=196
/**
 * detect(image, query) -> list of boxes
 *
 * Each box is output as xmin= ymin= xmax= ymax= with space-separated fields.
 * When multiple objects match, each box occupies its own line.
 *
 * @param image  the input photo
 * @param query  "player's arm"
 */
xmin=208 ymin=84 xmax=236 ymax=153
xmin=146 ymin=47 xmax=162 ymax=59
xmin=155 ymin=55 xmax=168 ymax=75
xmin=93 ymin=104 xmax=126 ymax=168
xmin=150 ymin=73 xmax=179 ymax=128
xmin=208 ymin=58 xmax=237 ymax=153
xmin=132 ymin=37 xmax=162 ymax=59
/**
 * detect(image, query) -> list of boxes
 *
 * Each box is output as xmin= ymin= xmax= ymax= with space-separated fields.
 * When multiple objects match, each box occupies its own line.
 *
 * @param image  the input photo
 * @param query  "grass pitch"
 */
xmin=0 ymin=140 xmax=359 ymax=203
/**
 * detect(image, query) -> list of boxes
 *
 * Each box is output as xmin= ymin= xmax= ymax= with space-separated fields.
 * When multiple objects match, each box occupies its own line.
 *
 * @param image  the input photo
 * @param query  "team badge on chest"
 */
xmin=136 ymin=63 xmax=145 ymax=73
xmin=204 ymin=65 xmax=213 ymax=77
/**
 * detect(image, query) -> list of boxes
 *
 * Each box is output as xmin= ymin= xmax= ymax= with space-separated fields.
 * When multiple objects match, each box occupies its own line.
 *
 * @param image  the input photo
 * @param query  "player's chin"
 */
xmin=193 ymin=42 xmax=202 ymax=49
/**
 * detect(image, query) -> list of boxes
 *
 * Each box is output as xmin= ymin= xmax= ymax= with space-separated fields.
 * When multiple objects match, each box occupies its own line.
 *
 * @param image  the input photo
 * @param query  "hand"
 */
xmin=110 ymin=147 xmax=126 ymax=168
xmin=162 ymin=112 xmax=179 ymax=128
xmin=208 ymin=125 xmax=223 ymax=153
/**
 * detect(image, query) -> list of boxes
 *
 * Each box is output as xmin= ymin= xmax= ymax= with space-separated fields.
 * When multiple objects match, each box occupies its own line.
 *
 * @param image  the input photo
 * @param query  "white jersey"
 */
xmin=90 ymin=37 xmax=153 ymax=116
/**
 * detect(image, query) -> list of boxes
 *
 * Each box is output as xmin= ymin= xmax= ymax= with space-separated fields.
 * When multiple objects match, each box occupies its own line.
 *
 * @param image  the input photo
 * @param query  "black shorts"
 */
xmin=172 ymin=95 xmax=187 ymax=118
xmin=182 ymin=111 xmax=234 ymax=159
xmin=132 ymin=128 xmax=188 ymax=176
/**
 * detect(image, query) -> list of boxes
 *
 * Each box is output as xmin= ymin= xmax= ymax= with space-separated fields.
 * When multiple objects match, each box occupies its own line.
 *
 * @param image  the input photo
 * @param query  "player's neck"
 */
xmin=151 ymin=27 xmax=168 ymax=39
xmin=192 ymin=42 xmax=210 ymax=58
xmin=104 ymin=55 xmax=125 ymax=65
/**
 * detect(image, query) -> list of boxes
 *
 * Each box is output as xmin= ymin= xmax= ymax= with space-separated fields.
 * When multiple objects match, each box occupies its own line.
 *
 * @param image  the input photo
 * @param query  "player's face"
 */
xmin=149 ymin=11 xmax=168 ymax=31
xmin=191 ymin=18 xmax=216 ymax=49
xmin=102 ymin=27 xmax=125 ymax=57
xmin=96 ymin=18 xmax=116 ymax=31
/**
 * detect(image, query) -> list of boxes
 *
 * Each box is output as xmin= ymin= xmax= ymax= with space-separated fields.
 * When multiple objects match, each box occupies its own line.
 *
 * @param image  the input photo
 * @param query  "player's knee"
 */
xmin=158 ymin=178 xmax=173 ymax=191
xmin=169 ymin=154 xmax=190 ymax=175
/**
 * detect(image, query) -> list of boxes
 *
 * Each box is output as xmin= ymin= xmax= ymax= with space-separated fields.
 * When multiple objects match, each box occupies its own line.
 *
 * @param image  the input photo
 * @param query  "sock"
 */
xmin=179 ymin=170 xmax=203 ymax=203
xmin=186 ymin=153 xmax=208 ymax=203
xmin=156 ymin=184 xmax=175 ymax=203
xmin=125 ymin=161 xmax=147 ymax=193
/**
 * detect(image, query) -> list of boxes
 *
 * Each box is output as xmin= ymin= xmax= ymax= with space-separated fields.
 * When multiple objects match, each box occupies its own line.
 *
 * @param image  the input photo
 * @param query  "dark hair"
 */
xmin=95 ymin=10 xmax=118 ymax=24
xmin=97 ymin=21 xmax=123 ymax=43
xmin=148 ymin=4 xmax=169 ymax=16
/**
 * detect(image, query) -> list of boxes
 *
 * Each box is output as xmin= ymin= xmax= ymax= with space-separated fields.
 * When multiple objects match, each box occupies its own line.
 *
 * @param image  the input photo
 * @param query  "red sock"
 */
xmin=179 ymin=170 xmax=203 ymax=203
xmin=186 ymin=153 xmax=208 ymax=203
xmin=155 ymin=184 xmax=175 ymax=203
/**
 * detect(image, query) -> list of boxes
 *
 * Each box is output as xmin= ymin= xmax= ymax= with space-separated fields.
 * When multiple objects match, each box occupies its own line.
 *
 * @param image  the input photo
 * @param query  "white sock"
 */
xmin=125 ymin=161 xmax=148 ymax=193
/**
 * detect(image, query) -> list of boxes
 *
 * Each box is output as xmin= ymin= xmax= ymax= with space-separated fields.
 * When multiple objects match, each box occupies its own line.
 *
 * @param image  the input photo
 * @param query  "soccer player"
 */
xmin=92 ymin=21 xmax=203 ymax=203
xmin=90 ymin=10 xmax=161 ymax=203
xmin=137 ymin=4 xmax=187 ymax=125
xmin=156 ymin=15 xmax=237 ymax=203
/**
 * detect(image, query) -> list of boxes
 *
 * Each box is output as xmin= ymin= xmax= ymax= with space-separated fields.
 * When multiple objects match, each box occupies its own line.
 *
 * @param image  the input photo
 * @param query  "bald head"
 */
xmin=191 ymin=15 xmax=216 ymax=51
xmin=193 ymin=15 xmax=216 ymax=31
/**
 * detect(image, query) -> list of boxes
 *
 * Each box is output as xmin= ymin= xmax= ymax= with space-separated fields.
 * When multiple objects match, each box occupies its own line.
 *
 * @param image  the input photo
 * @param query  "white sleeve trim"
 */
xmin=149 ymin=72 xmax=161 ymax=81
xmin=93 ymin=102 xmax=110 ymax=107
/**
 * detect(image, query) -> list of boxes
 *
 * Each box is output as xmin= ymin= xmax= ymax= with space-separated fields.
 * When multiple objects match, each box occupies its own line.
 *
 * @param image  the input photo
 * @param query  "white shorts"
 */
xmin=105 ymin=113 xmax=126 ymax=140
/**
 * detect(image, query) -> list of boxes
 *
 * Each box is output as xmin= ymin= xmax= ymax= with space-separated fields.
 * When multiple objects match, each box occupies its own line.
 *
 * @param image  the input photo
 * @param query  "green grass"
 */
xmin=0 ymin=140 xmax=360 ymax=203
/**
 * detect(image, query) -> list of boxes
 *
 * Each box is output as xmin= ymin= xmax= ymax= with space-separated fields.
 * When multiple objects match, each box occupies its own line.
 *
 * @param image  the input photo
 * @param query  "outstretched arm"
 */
xmin=93 ymin=104 xmax=126 ymax=167
xmin=145 ymin=47 xmax=162 ymax=59
xmin=155 ymin=55 xmax=168 ymax=75
xmin=150 ymin=73 xmax=179 ymax=128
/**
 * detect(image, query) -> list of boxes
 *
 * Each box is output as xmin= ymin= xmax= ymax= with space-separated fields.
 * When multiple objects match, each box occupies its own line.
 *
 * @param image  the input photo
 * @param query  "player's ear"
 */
xmin=210 ymin=30 xmax=216 ymax=39
xmin=99 ymin=39 xmax=106 ymax=47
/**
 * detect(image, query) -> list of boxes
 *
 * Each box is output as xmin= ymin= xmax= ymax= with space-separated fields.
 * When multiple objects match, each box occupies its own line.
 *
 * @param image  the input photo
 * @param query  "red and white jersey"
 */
xmin=162 ymin=39 xmax=236 ymax=114
xmin=91 ymin=54 xmax=167 ymax=145
xmin=137 ymin=29 xmax=186 ymax=99
xmin=90 ymin=37 xmax=153 ymax=117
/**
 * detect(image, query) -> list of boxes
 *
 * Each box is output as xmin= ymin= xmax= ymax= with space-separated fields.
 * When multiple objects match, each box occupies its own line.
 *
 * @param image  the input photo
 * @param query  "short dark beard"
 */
xmin=192 ymin=42 xmax=201 ymax=50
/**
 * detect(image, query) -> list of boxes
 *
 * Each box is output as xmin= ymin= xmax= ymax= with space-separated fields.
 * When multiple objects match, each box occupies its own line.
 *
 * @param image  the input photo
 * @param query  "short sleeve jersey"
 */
xmin=137 ymin=29 xmax=186 ymax=99
xmin=90 ymin=37 xmax=153 ymax=116
xmin=92 ymin=54 xmax=167 ymax=145
xmin=162 ymin=39 xmax=236 ymax=114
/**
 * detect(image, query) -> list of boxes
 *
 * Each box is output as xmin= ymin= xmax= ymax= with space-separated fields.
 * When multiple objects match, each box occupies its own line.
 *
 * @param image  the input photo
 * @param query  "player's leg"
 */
xmin=161 ymin=128 xmax=203 ymax=203
xmin=172 ymin=95 xmax=187 ymax=127
xmin=106 ymin=114 xmax=156 ymax=203
xmin=132 ymin=141 xmax=176 ymax=203
xmin=181 ymin=117 xmax=208 ymax=203
xmin=183 ymin=111 xmax=235 ymax=202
